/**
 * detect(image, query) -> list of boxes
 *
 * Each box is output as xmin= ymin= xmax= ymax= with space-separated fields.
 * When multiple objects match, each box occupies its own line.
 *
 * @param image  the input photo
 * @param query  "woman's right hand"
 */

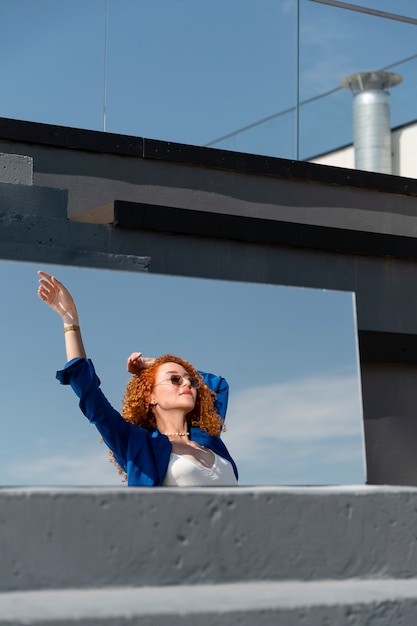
xmin=127 ymin=352 xmax=155 ymax=375
xmin=37 ymin=271 xmax=79 ymax=324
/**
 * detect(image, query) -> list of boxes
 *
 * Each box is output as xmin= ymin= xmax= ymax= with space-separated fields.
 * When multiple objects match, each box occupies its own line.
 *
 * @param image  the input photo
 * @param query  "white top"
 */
xmin=162 ymin=452 xmax=238 ymax=487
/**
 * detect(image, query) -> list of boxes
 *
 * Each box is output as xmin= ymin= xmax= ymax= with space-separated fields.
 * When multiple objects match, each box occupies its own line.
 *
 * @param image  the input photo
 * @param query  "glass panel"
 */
xmin=2 ymin=1 xmax=415 ymax=174
xmin=0 ymin=261 xmax=365 ymax=486
xmin=0 ymin=0 xmax=297 ymax=150
xmin=205 ymin=110 xmax=296 ymax=160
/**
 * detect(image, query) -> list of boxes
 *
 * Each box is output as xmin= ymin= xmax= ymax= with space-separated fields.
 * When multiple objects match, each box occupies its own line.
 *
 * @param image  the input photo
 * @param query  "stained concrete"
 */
xmin=1 ymin=486 xmax=417 ymax=592
xmin=2 ymin=579 xmax=417 ymax=625
xmin=1 ymin=487 xmax=417 ymax=624
xmin=0 ymin=152 xmax=32 ymax=185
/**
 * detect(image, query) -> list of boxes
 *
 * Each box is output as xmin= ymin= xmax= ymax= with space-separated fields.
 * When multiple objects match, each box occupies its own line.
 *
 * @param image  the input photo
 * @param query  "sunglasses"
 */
xmin=154 ymin=374 xmax=200 ymax=389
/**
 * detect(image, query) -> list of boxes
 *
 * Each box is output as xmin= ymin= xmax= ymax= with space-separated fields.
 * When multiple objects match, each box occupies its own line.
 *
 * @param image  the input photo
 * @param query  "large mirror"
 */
xmin=0 ymin=261 xmax=365 ymax=486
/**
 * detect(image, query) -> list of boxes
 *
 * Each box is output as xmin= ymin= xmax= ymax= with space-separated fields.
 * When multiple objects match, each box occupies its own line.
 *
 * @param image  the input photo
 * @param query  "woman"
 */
xmin=37 ymin=271 xmax=238 ymax=487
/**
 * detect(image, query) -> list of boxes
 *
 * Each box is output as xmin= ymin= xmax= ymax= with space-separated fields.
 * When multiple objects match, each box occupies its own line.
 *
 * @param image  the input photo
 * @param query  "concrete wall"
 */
xmin=2 ymin=485 xmax=417 ymax=593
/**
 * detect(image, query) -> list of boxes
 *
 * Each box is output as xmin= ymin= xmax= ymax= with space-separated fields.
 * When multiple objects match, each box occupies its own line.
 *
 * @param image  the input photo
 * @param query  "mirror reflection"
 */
xmin=0 ymin=261 xmax=365 ymax=486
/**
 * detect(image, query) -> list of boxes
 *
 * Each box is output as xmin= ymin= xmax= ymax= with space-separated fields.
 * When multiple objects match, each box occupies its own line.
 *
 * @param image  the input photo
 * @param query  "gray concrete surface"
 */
xmin=0 ymin=180 xmax=150 ymax=272
xmin=0 ymin=180 xmax=67 ymax=218
xmin=0 ymin=152 xmax=32 ymax=185
xmin=2 ymin=579 xmax=417 ymax=625
xmin=3 ymin=485 xmax=417 ymax=624
xmin=2 ymin=486 xmax=417 ymax=592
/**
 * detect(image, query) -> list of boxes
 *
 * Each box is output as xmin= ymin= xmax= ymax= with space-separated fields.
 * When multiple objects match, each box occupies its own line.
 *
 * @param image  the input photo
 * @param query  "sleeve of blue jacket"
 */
xmin=198 ymin=370 xmax=229 ymax=421
xmin=56 ymin=358 xmax=131 ymax=471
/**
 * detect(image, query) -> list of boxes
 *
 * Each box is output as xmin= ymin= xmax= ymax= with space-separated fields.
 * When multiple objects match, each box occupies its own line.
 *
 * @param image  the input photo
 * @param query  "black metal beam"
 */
xmin=0 ymin=117 xmax=143 ymax=156
xmin=359 ymin=330 xmax=417 ymax=365
xmin=1 ymin=117 xmax=417 ymax=197
xmin=113 ymin=199 xmax=417 ymax=261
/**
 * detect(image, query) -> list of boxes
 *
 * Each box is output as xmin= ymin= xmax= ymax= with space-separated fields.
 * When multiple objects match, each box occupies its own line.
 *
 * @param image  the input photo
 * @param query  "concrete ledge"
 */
xmin=2 ymin=486 xmax=417 ymax=592
xmin=0 ymin=209 xmax=150 ymax=271
xmin=0 ymin=181 xmax=67 ymax=218
xmin=1 ymin=579 xmax=417 ymax=625
xmin=0 ymin=152 xmax=33 ymax=185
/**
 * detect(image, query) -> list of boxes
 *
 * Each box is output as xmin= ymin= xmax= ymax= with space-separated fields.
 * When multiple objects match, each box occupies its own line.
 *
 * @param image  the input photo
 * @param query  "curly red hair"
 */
xmin=106 ymin=355 xmax=224 ymax=481
xmin=122 ymin=354 xmax=224 ymax=436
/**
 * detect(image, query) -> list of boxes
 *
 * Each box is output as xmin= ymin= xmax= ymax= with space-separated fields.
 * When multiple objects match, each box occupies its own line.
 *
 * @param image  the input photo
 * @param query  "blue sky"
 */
xmin=1 ymin=0 xmax=416 ymax=486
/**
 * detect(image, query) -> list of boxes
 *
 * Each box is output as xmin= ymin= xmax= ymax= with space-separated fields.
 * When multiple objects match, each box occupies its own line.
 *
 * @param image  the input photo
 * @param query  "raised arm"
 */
xmin=37 ymin=271 xmax=87 ymax=361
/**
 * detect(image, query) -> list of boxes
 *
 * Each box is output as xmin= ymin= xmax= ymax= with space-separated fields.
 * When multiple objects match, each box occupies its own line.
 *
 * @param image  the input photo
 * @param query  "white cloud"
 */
xmin=227 ymin=370 xmax=362 ymax=442
xmin=222 ymin=370 xmax=365 ymax=485
xmin=7 ymin=445 xmax=123 ymax=487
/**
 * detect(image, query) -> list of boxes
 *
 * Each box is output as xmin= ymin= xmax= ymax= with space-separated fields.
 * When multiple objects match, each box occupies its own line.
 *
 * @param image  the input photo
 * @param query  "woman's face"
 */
xmin=151 ymin=362 xmax=198 ymax=412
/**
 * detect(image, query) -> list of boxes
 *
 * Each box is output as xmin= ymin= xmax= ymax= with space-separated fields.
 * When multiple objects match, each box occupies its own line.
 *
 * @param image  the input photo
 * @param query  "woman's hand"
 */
xmin=127 ymin=352 xmax=155 ymax=375
xmin=38 ymin=270 xmax=86 ymax=360
xmin=37 ymin=271 xmax=79 ymax=325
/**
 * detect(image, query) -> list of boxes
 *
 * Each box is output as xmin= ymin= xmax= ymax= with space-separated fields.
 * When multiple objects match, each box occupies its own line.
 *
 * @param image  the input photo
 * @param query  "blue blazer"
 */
xmin=56 ymin=358 xmax=238 ymax=486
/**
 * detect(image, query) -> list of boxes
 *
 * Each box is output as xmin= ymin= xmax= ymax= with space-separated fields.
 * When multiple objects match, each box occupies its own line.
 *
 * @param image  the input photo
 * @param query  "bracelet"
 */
xmin=64 ymin=324 xmax=80 ymax=333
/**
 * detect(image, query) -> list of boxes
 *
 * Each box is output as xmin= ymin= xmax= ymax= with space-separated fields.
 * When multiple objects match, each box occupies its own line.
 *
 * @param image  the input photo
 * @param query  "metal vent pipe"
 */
xmin=341 ymin=71 xmax=402 ymax=174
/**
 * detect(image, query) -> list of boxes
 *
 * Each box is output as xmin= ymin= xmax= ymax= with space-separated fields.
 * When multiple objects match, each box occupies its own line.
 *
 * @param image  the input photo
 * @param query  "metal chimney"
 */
xmin=341 ymin=70 xmax=402 ymax=174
